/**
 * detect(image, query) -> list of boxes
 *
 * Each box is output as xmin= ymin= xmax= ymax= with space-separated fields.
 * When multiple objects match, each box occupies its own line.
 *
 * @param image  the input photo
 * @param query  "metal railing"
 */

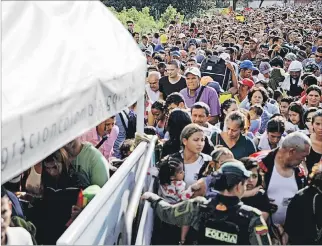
xmin=56 ymin=141 xmax=148 ymax=245
xmin=135 ymin=176 xmax=156 ymax=245
xmin=124 ymin=135 xmax=158 ymax=245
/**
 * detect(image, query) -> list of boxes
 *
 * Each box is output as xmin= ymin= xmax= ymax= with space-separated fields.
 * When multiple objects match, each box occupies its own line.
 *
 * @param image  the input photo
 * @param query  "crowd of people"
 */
xmin=1 ymin=2 xmax=322 ymax=246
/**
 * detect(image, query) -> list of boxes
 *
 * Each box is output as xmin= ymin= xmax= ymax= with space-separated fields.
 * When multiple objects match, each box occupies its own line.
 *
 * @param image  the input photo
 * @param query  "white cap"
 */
xmin=178 ymin=33 xmax=186 ymax=39
xmin=288 ymin=60 xmax=303 ymax=72
xmin=184 ymin=67 xmax=201 ymax=78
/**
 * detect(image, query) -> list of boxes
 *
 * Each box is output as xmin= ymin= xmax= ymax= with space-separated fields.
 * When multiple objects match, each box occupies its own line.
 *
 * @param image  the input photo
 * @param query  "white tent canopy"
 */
xmin=1 ymin=1 xmax=146 ymax=184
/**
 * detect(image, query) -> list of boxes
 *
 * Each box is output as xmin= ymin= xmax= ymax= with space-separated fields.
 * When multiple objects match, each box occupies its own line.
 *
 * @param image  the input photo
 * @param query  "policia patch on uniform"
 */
xmin=205 ymin=228 xmax=238 ymax=244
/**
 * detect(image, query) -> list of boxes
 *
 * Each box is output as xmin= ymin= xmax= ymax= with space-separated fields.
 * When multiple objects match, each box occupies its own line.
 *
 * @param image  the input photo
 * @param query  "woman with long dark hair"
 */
xmin=240 ymin=157 xmax=270 ymax=220
xmin=36 ymin=148 xmax=90 ymax=245
xmin=303 ymin=107 xmax=318 ymax=135
xmin=240 ymin=87 xmax=280 ymax=133
xmin=305 ymin=110 xmax=322 ymax=174
xmin=161 ymin=109 xmax=192 ymax=158
xmin=288 ymin=102 xmax=306 ymax=130
xmin=211 ymin=111 xmax=256 ymax=160
xmin=216 ymin=98 xmax=238 ymax=131
xmin=148 ymin=100 xmax=167 ymax=139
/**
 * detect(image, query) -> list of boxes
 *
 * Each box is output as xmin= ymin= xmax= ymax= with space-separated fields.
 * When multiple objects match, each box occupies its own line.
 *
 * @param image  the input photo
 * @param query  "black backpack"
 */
xmin=119 ymin=110 xmax=136 ymax=139
xmin=200 ymin=55 xmax=231 ymax=91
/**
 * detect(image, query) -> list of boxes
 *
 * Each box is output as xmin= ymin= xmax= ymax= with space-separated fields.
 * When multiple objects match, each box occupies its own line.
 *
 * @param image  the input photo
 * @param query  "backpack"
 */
xmin=119 ymin=110 xmax=137 ymax=139
xmin=200 ymin=55 xmax=232 ymax=91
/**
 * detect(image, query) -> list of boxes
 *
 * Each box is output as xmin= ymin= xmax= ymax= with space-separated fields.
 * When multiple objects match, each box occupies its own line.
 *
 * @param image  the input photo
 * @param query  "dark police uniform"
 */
xmin=284 ymin=186 xmax=322 ymax=245
xmin=144 ymin=161 xmax=273 ymax=245
xmin=146 ymin=193 xmax=271 ymax=245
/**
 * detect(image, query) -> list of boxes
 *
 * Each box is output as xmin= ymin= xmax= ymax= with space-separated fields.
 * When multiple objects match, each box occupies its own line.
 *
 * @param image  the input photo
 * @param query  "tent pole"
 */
xmin=136 ymin=95 xmax=145 ymax=134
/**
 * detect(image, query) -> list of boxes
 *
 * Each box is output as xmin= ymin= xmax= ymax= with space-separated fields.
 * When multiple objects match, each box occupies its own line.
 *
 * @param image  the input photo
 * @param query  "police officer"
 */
xmin=142 ymin=160 xmax=272 ymax=245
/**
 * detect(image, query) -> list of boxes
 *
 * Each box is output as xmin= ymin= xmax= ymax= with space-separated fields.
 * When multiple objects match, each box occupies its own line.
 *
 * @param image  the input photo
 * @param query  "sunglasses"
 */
xmin=315 ymin=55 xmax=322 ymax=58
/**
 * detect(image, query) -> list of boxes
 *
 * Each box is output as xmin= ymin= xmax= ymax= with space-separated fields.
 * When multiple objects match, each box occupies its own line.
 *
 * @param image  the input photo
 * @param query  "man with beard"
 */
xmin=241 ymin=38 xmax=259 ymax=62
xmin=260 ymin=132 xmax=311 ymax=225
xmin=283 ymin=53 xmax=297 ymax=72
xmin=280 ymin=60 xmax=303 ymax=97
xmin=239 ymin=60 xmax=256 ymax=81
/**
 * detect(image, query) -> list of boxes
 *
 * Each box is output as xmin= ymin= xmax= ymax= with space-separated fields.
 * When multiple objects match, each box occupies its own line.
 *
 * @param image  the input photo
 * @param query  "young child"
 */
xmin=249 ymin=104 xmax=264 ymax=135
xmin=157 ymin=156 xmax=198 ymax=245
xmin=198 ymin=146 xmax=234 ymax=178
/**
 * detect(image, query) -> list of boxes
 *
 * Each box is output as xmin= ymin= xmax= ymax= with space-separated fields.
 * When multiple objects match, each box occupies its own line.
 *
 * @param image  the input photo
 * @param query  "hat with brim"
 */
xmin=240 ymin=60 xmax=256 ymax=70
xmin=171 ymin=51 xmax=181 ymax=58
xmin=239 ymin=78 xmax=255 ymax=89
xmin=219 ymin=161 xmax=252 ymax=178
xmin=207 ymin=81 xmax=224 ymax=94
xmin=184 ymin=67 xmax=201 ymax=78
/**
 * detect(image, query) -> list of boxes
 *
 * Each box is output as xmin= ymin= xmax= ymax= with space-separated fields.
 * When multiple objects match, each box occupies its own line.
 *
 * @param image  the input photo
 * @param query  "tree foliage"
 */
xmin=101 ymin=0 xmax=214 ymax=18
xmin=107 ymin=4 xmax=184 ymax=34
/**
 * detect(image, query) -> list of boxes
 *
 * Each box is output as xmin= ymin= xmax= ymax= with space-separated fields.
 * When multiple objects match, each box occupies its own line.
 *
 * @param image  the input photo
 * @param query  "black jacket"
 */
xmin=259 ymin=148 xmax=307 ymax=190
xmin=284 ymin=186 xmax=322 ymax=244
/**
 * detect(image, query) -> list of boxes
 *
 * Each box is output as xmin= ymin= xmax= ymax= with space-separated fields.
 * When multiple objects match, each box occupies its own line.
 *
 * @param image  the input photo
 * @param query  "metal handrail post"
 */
xmin=135 ymin=176 xmax=156 ymax=245
xmin=124 ymin=136 xmax=158 ymax=245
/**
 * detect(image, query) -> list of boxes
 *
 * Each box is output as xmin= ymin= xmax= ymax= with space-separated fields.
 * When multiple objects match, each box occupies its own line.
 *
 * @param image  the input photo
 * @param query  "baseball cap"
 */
xmin=207 ymin=81 xmax=224 ymax=94
xmin=288 ymin=60 xmax=303 ymax=72
xmin=297 ymin=50 xmax=307 ymax=61
xmin=284 ymin=52 xmax=297 ymax=61
xmin=259 ymin=62 xmax=272 ymax=75
xmin=171 ymin=51 xmax=181 ymax=57
xmin=240 ymin=60 xmax=256 ymax=70
xmin=145 ymin=50 xmax=152 ymax=57
xmin=184 ymin=67 xmax=201 ymax=77
xmin=304 ymin=62 xmax=319 ymax=73
xmin=160 ymin=34 xmax=168 ymax=44
xmin=218 ymin=161 xmax=252 ymax=178
xmin=178 ymin=33 xmax=186 ymax=39
xmin=196 ymin=54 xmax=205 ymax=64
xmin=239 ymin=78 xmax=255 ymax=89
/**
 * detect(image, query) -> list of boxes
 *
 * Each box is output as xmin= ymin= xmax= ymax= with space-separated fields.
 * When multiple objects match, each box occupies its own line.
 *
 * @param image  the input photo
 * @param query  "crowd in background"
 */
xmin=1 ymin=2 xmax=322 ymax=245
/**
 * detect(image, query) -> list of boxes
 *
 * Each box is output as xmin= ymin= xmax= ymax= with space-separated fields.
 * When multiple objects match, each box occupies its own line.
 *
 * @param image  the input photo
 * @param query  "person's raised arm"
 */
xmin=142 ymin=192 xmax=205 ymax=230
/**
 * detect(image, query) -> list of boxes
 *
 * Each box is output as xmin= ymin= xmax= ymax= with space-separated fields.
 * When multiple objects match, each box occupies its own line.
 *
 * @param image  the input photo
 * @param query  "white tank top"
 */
xmin=25 ymin=166 xmax=42 ymax=196
xmin=267 ymin=165 xmax=298 ymax=225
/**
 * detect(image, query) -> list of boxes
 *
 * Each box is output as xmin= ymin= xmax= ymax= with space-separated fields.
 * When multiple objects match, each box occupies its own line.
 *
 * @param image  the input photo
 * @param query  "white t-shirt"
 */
xmin=184 ymin=156 xmax=203 ymax=187
xmin=267 ymin=165 xmax=298 ymax=225
xmin=145 ymin=84 xmax=160 ymax=104
xmin=6 ymin=227 xmax=33 ymax=245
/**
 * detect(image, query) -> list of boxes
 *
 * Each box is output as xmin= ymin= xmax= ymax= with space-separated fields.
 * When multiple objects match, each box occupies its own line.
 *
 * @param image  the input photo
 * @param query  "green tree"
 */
xmin=159 ymin=5 xmax=184 ymax=26
xmin=108 ymin=6 xmax=164 ymax=34
xmin=101 ymin=0 xmax=214 ymax=19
